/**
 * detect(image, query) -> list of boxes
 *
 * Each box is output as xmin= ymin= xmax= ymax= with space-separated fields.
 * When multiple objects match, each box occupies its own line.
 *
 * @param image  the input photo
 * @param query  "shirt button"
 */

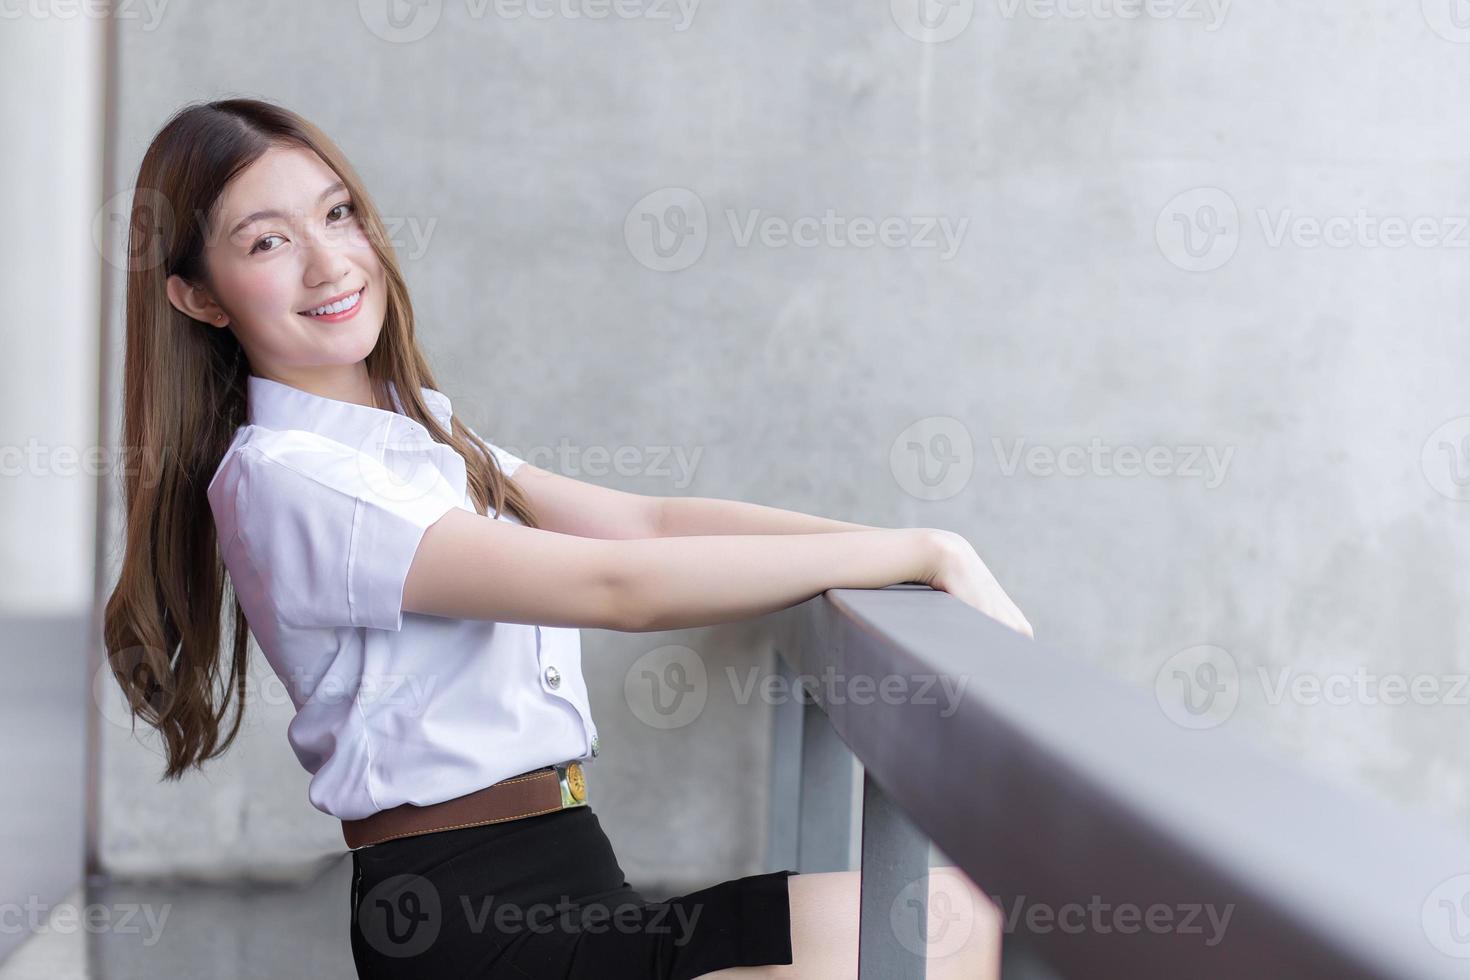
xmin=544 ymin=666 xmax=561 ymax=689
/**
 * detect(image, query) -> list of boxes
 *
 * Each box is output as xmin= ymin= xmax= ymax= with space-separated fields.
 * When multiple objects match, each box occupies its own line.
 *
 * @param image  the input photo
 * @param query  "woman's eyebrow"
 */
xmin=227 ymin=180 xmax=347 ymax=238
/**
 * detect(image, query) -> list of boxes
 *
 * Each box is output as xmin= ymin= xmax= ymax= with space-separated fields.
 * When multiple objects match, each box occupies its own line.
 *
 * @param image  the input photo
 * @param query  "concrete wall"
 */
xmin=98 ymin=0 xmax=1470 ymax=884
xmin=0 ymin=7 xmax=103 ymax=615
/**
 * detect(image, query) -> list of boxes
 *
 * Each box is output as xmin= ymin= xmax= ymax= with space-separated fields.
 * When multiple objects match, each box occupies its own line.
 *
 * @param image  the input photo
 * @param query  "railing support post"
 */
xmin=766 ymin=645 xmax=856 ymax=874
xmin=766 ymin=648 xmax=803 ymax=873
xmin=857 ymin=769 xmax=929 ymax=979
xmin=795 ymin=656 xmax=854 ymax=873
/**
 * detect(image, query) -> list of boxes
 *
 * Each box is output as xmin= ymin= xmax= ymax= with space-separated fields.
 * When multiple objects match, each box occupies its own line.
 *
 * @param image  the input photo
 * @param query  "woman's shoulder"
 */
xmin=208 ymin=424 xmax=393 ymax=493
xmin=207 ymin=422 xmax=463 ymax=535
xmin=205 ymin=426 xmax=376 ymax=530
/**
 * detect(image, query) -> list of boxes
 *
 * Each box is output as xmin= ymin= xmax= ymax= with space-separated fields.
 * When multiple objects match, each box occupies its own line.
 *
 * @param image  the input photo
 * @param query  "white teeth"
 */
xmin=307 ymin=289 xmax=361 ymax=316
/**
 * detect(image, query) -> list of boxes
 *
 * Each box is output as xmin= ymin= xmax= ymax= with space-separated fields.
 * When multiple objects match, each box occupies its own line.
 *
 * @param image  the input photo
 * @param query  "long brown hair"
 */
xmin=102 ymin=97 xmax=538 ymax=780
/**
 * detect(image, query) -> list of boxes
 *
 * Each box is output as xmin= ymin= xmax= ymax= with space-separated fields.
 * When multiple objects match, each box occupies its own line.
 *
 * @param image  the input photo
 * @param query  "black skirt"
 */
xmin=348 ymin=803 xmax=798 ymax=979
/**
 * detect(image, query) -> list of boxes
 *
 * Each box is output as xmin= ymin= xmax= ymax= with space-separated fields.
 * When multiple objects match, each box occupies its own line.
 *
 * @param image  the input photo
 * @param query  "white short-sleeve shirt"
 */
xmin=206 ymin=374 xmax=600 ymax=821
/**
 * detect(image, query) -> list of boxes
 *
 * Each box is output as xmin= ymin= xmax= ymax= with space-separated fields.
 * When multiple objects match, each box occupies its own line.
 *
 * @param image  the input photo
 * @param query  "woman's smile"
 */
xmin=299 ymin=283 xmax=365 ymax=322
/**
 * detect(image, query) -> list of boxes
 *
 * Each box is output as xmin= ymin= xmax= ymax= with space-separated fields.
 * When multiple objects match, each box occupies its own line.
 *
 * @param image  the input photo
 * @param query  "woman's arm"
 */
xmin=656 ymin=496 xmax=882 ymax=536
xmin=491 ymin=465 xmax=1031 ymax=630
xmin=403 ymin=508 xmax=948 ymax=632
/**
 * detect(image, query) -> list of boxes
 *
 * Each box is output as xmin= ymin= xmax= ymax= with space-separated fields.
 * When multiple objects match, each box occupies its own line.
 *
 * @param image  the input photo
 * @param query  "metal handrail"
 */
xmin=764 ymin=584 xmax=1470 ymax=979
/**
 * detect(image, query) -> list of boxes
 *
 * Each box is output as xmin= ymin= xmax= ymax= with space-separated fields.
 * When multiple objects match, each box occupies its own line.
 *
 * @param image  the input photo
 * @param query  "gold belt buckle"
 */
xmin=555 ymin=761 xmax=588 ymax=808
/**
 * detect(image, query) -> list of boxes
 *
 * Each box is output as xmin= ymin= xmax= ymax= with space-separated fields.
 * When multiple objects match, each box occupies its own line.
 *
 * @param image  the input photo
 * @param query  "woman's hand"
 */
xmin=921 ymin=530 xmax=1034 ymax=639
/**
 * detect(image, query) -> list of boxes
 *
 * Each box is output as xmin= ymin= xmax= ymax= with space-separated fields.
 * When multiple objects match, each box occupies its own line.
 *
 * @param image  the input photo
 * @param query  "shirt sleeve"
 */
xmin=465 ymin=423 xmax=526 ymax=477
xmin=230 ymin=443 xmax=459 ymax=632
xmin=487 ymin=442 xmax=525 ymax=477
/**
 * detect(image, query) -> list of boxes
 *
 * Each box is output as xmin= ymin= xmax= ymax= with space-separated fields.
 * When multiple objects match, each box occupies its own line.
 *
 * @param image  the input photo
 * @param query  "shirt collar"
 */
xmin=246 ymin=374 xmax=454 ymax=449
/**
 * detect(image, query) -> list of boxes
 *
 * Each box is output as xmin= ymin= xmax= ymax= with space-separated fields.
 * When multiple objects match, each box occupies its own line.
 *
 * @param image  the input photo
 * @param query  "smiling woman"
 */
xmin=100 ymin=97 xmax=572 ymax=979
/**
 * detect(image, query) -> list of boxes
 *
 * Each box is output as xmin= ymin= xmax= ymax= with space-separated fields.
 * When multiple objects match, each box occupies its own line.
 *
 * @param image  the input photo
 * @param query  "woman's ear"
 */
xmin=165 ymin=274 xmax=230 ymax=327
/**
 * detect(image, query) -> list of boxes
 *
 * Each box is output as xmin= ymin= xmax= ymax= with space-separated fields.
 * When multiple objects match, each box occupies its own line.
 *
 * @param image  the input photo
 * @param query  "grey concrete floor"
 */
xmin=86 ymin=855 xmax=357 ymax=979
xmin=0 ymin=856 xmax=356 ymax=979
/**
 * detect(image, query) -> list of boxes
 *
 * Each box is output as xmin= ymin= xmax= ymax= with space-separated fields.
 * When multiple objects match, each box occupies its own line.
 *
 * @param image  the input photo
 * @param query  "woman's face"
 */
xmin=165 ymin=144 xmax=387 ymax=391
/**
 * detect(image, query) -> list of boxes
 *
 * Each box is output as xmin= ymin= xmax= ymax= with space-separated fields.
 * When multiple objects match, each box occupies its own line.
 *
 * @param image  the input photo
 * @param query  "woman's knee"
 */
xmin=692 ymin=866 xmax=1000 ymax=980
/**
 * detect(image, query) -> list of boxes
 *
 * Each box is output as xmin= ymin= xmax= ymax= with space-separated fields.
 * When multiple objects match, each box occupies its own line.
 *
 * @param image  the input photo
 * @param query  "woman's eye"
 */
xmin=250 ymin=234 xmax=284 ymax=255
xmin=247 ymin=202 xmax=353 ymax=254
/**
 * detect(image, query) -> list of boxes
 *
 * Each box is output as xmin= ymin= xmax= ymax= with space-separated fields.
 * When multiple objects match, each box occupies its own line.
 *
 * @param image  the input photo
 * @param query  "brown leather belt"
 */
xmin=341 ymin=761 xmax=589 ymax=850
